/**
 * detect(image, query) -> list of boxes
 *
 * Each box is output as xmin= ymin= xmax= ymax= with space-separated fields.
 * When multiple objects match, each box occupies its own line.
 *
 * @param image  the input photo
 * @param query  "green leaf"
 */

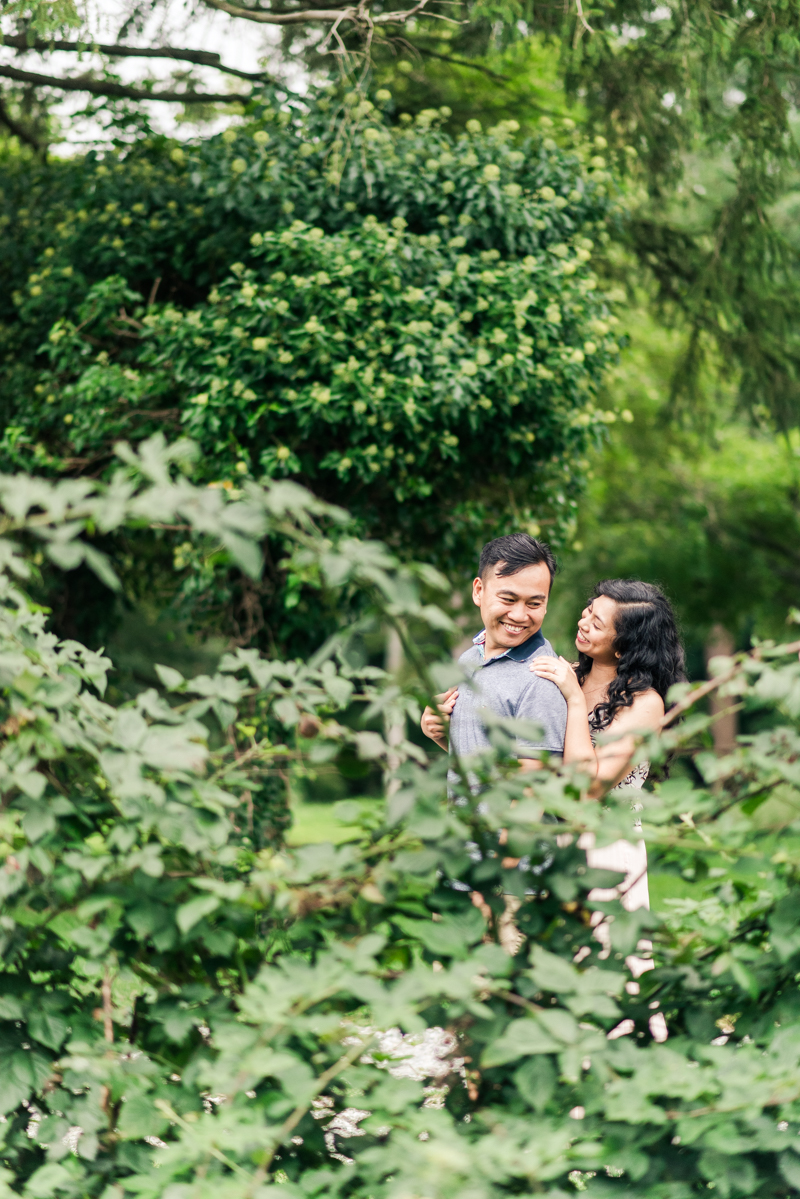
xmin=117 ymin=1094 xmax=170 ymax=1140
xmin=176 ymin=894 xmax=220 ymax=933
xmin=769 ymin=895 xmax=800 ymax=961
xmin=780 ymin=1153 xmax=800 ymax=1189
xmin=392 ymin=908 xmax=485 ymax=960
xmin=24 ymin=1164 xmax=72 ymax=1198
xmin=155 ymin=664 xmax=185 ymax=691
xmin=481 ymin=1017 xmax=561 ymax=1066
xmin=0 ymin=996 xmax=23 ymax=1021
xmin=22 ymin=805 xmax=56 ymax=842
xmin=27 ymin=1010 xmax=69 ymax=1051
xmin=82 ymin=544 xmax=121 ymax=591
xmin=514 ymin=1055 xmax=556 ymax=1112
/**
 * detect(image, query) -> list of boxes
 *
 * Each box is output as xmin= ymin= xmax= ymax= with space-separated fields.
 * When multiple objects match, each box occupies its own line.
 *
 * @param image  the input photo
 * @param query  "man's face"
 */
xmin=472 ymin=561 xmax=552 ymax=655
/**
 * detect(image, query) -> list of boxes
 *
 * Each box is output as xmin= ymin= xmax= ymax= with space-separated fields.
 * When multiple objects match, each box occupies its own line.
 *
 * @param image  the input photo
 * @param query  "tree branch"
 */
xmin=1 ymin=34 xmax=272 ymax=82
xmin=0 ymin=63 xmax=249 ymax=103
xmin=202 ymin=0 xmax=429 ymax=26
xmin=661 ymin=637 xmax=800 ymax=729
xmin=574 ymin=0 xmax=593 ymax=35
xmin=203 ymin=0 xmax=358 ymax=25
xmin=0 ymin=90 xmax=41 ymax=150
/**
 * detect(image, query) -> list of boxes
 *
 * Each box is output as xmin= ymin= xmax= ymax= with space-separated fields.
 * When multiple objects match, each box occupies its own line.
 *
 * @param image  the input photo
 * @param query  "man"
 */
xmin=421 ymin=533 xmax=567 ymax=768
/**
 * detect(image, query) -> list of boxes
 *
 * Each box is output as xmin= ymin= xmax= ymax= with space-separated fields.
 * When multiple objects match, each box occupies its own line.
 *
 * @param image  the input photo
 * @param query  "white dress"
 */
xmin=580 ymin=759 xmax=669 ymax=1040
xmin=582 ymin=761 xmax=650 ymax=913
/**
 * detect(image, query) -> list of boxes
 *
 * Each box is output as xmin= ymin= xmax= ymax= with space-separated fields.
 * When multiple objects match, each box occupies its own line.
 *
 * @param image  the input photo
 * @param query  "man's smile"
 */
xmin=498 ymin=619 xmax=529 ymax=637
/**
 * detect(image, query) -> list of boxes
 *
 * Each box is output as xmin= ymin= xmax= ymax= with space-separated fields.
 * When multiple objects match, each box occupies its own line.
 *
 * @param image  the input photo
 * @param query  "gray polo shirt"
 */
xmin=449 ymin=628 xmax=567 ymax=760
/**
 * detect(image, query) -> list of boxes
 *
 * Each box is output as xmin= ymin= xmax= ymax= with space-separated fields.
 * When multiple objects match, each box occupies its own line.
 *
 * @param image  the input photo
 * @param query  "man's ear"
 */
xmin=472 ymin=576 xmax=483 ymax=607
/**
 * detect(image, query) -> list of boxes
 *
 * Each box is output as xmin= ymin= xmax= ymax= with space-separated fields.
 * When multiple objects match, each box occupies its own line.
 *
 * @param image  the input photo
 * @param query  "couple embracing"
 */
xmin=421 ymin=532 xmax=685 ymax=912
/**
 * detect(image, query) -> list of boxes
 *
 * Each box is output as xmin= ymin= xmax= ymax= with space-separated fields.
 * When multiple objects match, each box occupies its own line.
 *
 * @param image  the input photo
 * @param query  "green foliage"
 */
xmin=550 ymin=308 xmax=800 ymax=665
xmin=373 ymin=38 xmax=581 ymax=135
xmin=0 ymin=95 xmax=625 ymax=648
xmin=368 ymin=1 xmax=800 ymax=430
xmin=0 ymin=437 xmax=799 ymax=1197
xmin=0 ymin=97 xmax=621 ymax=570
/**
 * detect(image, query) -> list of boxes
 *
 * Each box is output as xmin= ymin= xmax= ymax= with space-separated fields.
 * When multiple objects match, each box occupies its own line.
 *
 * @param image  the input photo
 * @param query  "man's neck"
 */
xmin=483 ymin=628 xmax=537 ymax=660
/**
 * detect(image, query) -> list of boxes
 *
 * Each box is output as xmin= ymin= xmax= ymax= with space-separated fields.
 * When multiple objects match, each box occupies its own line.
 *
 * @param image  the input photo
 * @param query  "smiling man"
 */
xmin=421 ymin=534 xmax=567 ymax=767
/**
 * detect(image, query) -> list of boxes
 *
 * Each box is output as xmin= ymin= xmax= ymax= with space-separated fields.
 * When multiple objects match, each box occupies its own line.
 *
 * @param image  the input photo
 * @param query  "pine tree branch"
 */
xmin=201 ymin=0 xmax=430 ymax=26
xmin=0 ymin=63 xmax=249 ymax=102
xmin=1 ymin=34 xmax=272 ymax=82
xmin=0 ymin=90 xmax=41 ymax=149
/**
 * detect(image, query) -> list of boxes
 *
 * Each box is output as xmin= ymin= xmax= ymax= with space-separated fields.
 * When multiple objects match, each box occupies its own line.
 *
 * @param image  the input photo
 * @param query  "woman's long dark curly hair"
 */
xmin=575 ymin=579 xmax=686 ymax=730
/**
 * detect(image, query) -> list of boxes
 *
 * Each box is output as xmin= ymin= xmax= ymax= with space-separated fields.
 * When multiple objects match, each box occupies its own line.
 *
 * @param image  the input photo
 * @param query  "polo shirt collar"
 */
xmin=473 ymin=627 xmax=545 ymax=663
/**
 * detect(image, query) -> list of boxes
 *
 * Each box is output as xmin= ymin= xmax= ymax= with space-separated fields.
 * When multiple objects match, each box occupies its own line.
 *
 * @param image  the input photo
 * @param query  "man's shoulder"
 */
xmin=457 ymin=644 xmax=482 ymax=667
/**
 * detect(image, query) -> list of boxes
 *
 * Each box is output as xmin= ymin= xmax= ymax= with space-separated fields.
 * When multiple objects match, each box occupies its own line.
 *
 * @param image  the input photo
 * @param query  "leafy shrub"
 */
xmin=1 ymin=438 xmax=800 ymax=1198
xmin=0 ymin=94 xmax=622 ymax=570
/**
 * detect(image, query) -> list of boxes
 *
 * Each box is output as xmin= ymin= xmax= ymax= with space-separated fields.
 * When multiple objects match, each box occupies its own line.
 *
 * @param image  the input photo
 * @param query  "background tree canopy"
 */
xmin=0 ymin=91 xmax=628 ymax=650
xmin=3 ymin=0 xmax=800 ymax=428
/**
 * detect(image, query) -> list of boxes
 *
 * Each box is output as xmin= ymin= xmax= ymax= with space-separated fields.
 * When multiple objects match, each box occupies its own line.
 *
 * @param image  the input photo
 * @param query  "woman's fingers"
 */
xmin=531 ymin=659 xmax=560 ymax=676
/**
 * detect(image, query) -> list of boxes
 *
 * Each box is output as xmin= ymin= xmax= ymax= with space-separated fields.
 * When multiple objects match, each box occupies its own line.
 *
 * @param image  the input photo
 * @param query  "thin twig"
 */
xmin=203 ymin=0 xmax=431 ymax=25
xmin=154 ymin=1100 xmax=253 ymax=1177
xmin=413 ymin=45 xmax=510 ymax=80
xmin=661 ymin=638 xmax=800 ymax=729
xmin=0 ymin=92 xmax=42 ymax=152
xmin=102 ymin=964 xmax=114 ymax=1043
xmin=246 ymin=1037 xmax=373 ymax=1193
xmin=575 ymin=0 xmax=593 ymax=34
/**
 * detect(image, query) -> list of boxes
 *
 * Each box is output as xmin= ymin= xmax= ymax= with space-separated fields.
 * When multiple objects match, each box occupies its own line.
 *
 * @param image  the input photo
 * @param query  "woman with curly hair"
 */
xmin=530 ymin=579 xmax=685 ymax=916
xmin=531 ymin=578 xmax=684 ymax=784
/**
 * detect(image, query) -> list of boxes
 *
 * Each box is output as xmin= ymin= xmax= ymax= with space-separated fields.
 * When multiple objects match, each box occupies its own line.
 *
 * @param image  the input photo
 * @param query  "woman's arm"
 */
xmin=529 ymin=656 xmax=597 ymax=774
xmin=593 ymin=690 xmax=664 ymax=785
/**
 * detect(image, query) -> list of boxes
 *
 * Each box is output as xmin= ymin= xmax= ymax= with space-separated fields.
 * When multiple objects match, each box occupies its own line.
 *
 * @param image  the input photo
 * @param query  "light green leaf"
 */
xmin=155 ymin=664 xmax=185 ymax=691
xmin=482 ymin=1017 xmax=561 ymax=1067
xmin=23 ymin=1163 xmax=72 ymax=1198
xmin=176 ymin=894 xmax=220 ymax=933
xmin=28 ymin=1010 xmax=69 ymax=1051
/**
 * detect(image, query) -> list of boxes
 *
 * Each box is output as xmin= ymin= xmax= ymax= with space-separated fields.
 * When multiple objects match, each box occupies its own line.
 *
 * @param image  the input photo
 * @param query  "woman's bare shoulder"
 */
xmin=613 ymin=688 xmax=664 ymax=729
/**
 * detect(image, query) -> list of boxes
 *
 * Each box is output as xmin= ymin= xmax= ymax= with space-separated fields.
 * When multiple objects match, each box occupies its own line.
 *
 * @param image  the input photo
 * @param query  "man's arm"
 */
xmin=421 ymin=687 xmax=458 ymax=752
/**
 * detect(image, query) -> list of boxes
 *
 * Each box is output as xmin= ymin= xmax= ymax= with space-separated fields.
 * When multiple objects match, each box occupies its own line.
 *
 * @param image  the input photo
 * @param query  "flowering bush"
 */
xmin=0 ymin=92 xmax=622 ymax=572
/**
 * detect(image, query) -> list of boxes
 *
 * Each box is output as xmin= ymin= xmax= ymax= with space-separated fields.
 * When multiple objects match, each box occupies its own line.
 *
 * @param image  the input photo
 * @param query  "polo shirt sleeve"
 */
xmin=513 ymin=672 xmax=568 ymax=756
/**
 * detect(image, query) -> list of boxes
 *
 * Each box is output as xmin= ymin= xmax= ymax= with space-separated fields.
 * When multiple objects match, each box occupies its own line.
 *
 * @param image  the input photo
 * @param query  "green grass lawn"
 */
xmin=285 ymin=807 xmax=744 ymax=924
xmin=286 ymin=799 xmax=382 ymax=845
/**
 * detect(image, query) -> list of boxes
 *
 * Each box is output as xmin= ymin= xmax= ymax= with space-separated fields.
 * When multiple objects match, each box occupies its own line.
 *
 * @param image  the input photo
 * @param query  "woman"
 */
xmin=530 ymin=579 xmax=685 ymax=912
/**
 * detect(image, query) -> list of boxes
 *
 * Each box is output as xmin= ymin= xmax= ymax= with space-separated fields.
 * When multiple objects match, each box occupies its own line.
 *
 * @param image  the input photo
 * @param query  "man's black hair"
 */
xmin=478 ymin=533 xmax=557 ymax=584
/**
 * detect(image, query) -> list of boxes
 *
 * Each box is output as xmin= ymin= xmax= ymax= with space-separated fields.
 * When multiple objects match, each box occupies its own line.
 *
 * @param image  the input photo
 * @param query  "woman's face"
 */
xmin=575 ymin=594 xmax=619 ymax=662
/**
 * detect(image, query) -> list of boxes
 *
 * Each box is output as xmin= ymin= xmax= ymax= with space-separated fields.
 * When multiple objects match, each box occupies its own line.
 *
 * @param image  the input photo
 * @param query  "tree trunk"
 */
xmin=384 ymin=627 xmax=405 ymax=797
xmin=705 ymin=624 xmax=737 ymax=755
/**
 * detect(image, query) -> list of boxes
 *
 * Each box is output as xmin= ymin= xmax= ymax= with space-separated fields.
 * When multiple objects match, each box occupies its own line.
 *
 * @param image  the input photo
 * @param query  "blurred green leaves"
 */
xmin=0 ymin=437 xmax=799 ymax=1198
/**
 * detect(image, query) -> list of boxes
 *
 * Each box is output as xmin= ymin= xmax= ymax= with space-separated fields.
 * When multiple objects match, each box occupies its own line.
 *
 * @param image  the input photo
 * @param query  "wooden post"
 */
xmin=705 ymin=624 xmax=737 ymax=755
